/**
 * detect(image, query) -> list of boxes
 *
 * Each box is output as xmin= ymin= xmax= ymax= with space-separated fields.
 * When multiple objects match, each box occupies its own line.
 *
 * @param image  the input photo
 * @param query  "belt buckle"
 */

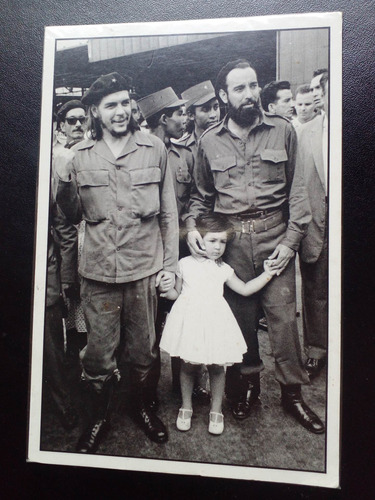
xmin=241 ymin=219 xmax=255 ymax=234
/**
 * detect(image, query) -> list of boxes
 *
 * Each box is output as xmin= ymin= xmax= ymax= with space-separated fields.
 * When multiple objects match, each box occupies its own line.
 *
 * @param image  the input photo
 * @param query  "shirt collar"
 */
xmin=91 ymin=130 xmax=154 ymax=162
xmin=216 ymin=111 xmax=275 ymax=136
xmin=168 ymin=141 xmax=181 ymax=157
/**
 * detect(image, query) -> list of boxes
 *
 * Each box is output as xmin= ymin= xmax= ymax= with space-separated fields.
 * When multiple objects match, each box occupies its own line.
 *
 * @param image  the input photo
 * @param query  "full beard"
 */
xmin=227 ymin=101 xmax=262 ymax=127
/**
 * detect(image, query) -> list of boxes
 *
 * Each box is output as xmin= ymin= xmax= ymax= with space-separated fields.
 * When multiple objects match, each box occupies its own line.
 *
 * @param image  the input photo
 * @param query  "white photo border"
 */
xmin=28 ymin=12 xmax=342 ymax=488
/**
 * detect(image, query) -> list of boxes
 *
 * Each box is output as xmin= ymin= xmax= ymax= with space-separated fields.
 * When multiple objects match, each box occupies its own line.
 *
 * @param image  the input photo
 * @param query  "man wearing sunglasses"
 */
xmin=57 ymin=100 xmax=87 ymax=148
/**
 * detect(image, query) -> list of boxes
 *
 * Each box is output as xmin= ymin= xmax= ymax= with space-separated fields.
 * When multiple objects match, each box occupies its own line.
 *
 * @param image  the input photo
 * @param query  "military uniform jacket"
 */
xmin=57 ymin=130 xmax=179 ymax=284
xmin=168 ymin=141 xmax=194 ymax=219
xmin=297 ymin=114 xmax=327 ymax=263
xmin=186 ymin=113 xmax=311 ymax=251
xmin=178 ymin=131 xmax=198 ymax=160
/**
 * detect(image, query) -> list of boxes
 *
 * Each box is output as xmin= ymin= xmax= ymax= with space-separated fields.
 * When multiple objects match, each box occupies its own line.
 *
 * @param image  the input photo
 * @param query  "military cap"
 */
xmin=81 ymin=72 xmax=132 ymax=106
xmin=57 ymin=99 xmax=85 ymax=121
xmin=181 ymin=81 xmax=216 ymax=110
xmin=137 ymin=87 xmax=187 ymax=120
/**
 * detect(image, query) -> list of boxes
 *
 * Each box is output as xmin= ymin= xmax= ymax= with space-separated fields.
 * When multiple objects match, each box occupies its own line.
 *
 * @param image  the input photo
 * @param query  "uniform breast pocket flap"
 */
xmin=77 ymin=170 xmax=109 ymax=187
xmin=130 ymin=166 xmax=161 ymax=186
xmin=76 ymin=170 xmax=109 ymax=222
xmin=129 ymin=167 xmax=161 ymax=218
xmin=260 ymin=149 xmax=288 ymax=164
xmin=176 ymin=169 xmax=192 ymax=184
xmin=211 ymin=155 xmax=237 ymax=172
xmin=260 ymin=150 xmax=287 ymax=184
xmin=211 ymin=155 xmax=238 ymax=189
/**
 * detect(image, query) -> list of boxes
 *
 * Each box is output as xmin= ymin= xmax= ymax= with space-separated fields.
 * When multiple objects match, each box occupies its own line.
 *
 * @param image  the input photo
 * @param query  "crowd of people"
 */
xmin=44 ymin=58 xmax=329 ymax=455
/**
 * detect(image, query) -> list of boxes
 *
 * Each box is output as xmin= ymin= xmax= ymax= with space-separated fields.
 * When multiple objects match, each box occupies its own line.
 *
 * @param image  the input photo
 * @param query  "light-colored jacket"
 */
xmin=298 ymin=114 xmax=327 ymax=263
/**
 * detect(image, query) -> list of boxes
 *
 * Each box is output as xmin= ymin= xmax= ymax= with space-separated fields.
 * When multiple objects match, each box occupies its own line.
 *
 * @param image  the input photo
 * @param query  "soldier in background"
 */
xmin=180 ymin=80 xmax=220 ymax=157
xmin=138 ymin=87 xmax=207 ymax=400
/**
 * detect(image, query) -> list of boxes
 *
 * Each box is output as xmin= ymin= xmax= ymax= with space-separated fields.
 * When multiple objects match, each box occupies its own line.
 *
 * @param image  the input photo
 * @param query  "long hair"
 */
xmin=86 ymin=106 xmax=139 ymax=140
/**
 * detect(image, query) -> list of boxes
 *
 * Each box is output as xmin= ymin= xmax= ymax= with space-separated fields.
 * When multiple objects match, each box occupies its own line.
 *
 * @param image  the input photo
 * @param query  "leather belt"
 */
xmin=231 ymin=209 xmax=284 ymax=234
xmin=236 ymin=208 xmax=278 ymax=220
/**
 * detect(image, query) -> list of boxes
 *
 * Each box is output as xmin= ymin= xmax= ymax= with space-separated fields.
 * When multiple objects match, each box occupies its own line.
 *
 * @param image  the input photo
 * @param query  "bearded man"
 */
xmin=55 ymin=72 xmax=178 ymax=453
xmin=186 ymin=59 xmax=324 ymax=434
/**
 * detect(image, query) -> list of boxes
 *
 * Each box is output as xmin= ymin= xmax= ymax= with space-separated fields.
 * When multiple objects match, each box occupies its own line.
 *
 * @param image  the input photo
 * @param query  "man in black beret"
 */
xmin=54 ymin=72 xmax=178 ymax=453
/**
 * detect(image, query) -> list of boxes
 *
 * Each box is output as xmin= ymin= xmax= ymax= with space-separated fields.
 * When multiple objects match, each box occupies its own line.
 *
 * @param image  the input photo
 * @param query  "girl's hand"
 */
xmin=264 ymin=260 xmax=278 ymax=277
xmin=158 ymin=278 xmax=171 ymax=293
xmin=156 ymin=270 xmax=175 ymax=292
xmin=267 ymin=244 xmax=295 ymax=275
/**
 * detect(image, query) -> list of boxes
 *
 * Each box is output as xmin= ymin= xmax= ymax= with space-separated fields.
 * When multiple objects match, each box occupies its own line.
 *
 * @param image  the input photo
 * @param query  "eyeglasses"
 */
xmin=65 ymin=117 xmax=87 ymax=125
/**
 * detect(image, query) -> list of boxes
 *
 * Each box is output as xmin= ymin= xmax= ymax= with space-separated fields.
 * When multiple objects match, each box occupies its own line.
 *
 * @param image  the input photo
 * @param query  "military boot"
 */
xmin=280 ymin=384 xmax=325 ymax=434
xmin=226 ymin=368 xmax=261 ymax=420
xmin=76 ymin=380 xmax=113 ymax=453
xmin=129 ymin=367 xmax=168 ymax=443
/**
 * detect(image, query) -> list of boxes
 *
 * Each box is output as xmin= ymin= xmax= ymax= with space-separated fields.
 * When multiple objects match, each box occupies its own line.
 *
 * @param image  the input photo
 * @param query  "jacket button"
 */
xmin=116 ymin=165 xmax=121 ymax=170
xmin=116 ymin=247 xmax=120 ymax=252
xmin=118 ymin=226 xmax=122 ymax=231
xmin=118 ymin=206 xmax=123 ymax=211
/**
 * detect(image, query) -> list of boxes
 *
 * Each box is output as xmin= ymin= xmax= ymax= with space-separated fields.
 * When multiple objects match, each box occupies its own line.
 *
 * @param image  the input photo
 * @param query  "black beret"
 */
xmin=57 ymin=99 xmax=85 ymax=121
xmin=81 ymin=72 xmax=132 ymax=106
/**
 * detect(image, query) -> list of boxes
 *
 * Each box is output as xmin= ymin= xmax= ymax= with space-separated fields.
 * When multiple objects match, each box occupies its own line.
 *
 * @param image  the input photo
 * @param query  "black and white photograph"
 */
xmin=28 ymin=13 xmax=342 ymax=488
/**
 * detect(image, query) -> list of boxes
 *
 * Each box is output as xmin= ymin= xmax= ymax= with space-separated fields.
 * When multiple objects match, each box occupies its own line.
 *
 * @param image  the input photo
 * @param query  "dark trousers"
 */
xmin=300 ymin=228 xmax=328 ymax=360
xmin=43 ymin=301 xmax=71 ymax=413
xmin=80 ymin=275 xmax=159 ymax=393
xmin=224 ymin=220 xmax=309 ymax=386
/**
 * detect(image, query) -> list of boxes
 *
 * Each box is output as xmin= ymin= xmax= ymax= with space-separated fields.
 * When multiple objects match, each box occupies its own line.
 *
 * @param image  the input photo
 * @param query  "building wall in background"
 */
xmin=278 ymin=28 xmax=329 ymax=92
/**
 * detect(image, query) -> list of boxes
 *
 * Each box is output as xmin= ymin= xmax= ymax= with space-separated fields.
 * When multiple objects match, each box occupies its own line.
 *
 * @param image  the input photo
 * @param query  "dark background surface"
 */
xmin=0 ymin=1 xmax=374 ymax=498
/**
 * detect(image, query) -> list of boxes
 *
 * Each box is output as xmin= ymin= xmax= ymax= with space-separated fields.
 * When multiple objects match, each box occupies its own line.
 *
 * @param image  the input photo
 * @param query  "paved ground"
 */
xmin=40 ymin=325 xmax=326 ymax=473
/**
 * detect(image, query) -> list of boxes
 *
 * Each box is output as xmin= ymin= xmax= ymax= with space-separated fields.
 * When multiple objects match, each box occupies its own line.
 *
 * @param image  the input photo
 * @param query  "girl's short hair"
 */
xmin=196 ymin=213 xmax=234 ymax=239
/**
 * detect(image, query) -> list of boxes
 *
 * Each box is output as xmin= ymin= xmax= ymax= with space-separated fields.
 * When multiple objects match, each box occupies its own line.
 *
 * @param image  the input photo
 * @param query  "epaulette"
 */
xmin=199 ymin=118 xmax=224 ymax=141
xmin=73 ymin=138 xmax=96 ymax=151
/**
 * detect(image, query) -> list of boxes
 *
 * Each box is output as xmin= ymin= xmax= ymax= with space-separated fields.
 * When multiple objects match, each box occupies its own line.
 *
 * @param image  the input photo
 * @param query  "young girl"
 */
xmin=159 ymin=214 xmax=278 ymax=435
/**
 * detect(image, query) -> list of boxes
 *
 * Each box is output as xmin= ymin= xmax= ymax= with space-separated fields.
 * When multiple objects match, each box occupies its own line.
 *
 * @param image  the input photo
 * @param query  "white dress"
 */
xmin=160 ymin=256 xmax=247 ymax=366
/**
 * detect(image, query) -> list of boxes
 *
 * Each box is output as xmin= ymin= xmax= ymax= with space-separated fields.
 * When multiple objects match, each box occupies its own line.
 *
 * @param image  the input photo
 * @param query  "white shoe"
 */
xmin=209 ymin=411 xmax=224 ymax=435
xmin=176 ymin=408 xmax=193 ymax=431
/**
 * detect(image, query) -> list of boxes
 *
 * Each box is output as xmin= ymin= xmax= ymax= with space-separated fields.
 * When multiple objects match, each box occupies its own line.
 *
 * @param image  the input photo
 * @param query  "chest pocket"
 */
xmin=176 ymin=167 xmax=192 ymax=184
xmin=129 ymin=166 xmax=161 ymax=218
xmin=211 ymin=155 xmax=240 ymax=190
xmin=259 ymin=149 xmax=287 ymax=184
xmin=77 ymin=170 xmax=109 ymax=222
